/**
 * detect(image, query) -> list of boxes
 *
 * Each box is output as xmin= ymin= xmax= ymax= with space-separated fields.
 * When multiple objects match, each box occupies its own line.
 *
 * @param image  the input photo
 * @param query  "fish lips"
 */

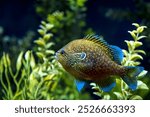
xmin=54 ymin=51 xmax=59 ymax=60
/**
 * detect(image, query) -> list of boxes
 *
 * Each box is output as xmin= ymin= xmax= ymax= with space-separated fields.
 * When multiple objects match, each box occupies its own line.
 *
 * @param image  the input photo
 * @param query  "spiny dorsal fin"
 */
xmin=84 ymin=34 xmax=113 ymax=59
xmin=84 ymin=34 xmax=108 ymax=47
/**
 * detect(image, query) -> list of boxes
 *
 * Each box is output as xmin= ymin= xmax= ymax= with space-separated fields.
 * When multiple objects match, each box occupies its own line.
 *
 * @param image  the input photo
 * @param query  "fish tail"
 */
xmin=122 ymin=66 xmax=144 ymax=90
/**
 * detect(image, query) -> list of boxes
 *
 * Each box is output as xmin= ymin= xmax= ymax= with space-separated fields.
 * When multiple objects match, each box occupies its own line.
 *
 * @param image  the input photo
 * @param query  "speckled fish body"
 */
xmin=56 ymin=35 xmax=144 ymax=92
xmin=59 ymin=39 xmax=123 ymax=80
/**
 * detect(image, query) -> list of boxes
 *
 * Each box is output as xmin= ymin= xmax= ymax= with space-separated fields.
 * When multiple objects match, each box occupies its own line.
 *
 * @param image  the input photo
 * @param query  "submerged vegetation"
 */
xmin=0 ymin=0 xmax=149 ymax=100
xmin=91 ymin=23 xmax=148 ymax=100
xmin=0 ymin=21 xmax=90 ymax=100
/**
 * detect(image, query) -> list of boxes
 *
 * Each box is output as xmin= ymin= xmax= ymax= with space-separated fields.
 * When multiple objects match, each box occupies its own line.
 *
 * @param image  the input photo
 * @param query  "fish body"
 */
xmin=56 ymin=35 xmax=144 ymax=92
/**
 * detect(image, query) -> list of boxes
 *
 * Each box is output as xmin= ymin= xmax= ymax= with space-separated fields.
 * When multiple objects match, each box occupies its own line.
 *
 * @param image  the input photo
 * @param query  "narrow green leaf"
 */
xmin=2 ymin=53 xmax=7 ymax=68
xmin=38 ymin=29 xmax=45 ymax=36
xmin=134 ymin=50 xmax=146 ymax=55
xmin=16 ymin=52 xmax=24 ymax=71
xmin=132 ymin=23 xmax=139 ymax=28
xmin=45 ymin=24 xmax=54 ymax=30
xmin=137 ymin=81 xmax=149 ymax=90
xmin=125 ymin=40 xmax=134 ymax=51
xmin=130 ymin=54 xmax=143 ymax=61
xmin=134 ymin=41 xmax=142 ymax=48
xmin=45 ymin=50 xmax=55 ymax=55
xmin=34 ymin=39 xmax=45 ymax=47
xmin=30 ymin=52 xmax=36 ymax=69
xmin=43 ymin=33 xmax=53 ymax=41
xmin=45 ymin=42 xmax=55 ymax=49
xmin=122 ymin=49 xmax=128 ymax=57
xmin=137 ymin=27 xmax=144 ymax=33
xmin=6 ymin=54 xmax=11 ymax=66
xmin=137 ymin=36 xmax=147 ymax=40
xmin=103 ymin=94 xmax=110 ymax=100
xmin=113 ymin=92 xmax=124 ymax=99
xmin=128 ymin=31 xmax=137 ymax=40
xmin=130 ymin=95 xmax=143 ymax=100
xmin=132 ymin=61 xmax=141 ymax=66
xmin=138 ymin=70 xmax=148 ymax=78
xmin=36 ymin=52 xmax=44 ymax=60
xmin=90 ymin=83 xmax=97 ymax=87
xmin=25 ymin=51 xmax=31 ymax=62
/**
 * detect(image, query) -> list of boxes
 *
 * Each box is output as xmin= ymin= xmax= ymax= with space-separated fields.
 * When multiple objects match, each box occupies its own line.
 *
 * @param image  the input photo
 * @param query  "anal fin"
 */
xmin=75 ymin=80 xmax=86 ymax=92
xmin=96 ymin=77 xmax=116 ymax=92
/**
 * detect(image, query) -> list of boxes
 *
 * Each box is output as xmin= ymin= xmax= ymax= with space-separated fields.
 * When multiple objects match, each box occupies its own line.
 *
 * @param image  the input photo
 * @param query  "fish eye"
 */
xmin=60 ymin=49 xmax=65 ymax=55
xmin=80 ymin=52 xmax=86 ymax=60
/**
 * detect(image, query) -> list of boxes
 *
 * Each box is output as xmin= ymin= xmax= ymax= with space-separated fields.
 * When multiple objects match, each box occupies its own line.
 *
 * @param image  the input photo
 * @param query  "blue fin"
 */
xmin=122 ymin=66 xmax=144 ymax=90
xmin=96 ymin=77 xmax=116 ymax=92
xmin=101 ymin=82 xmax=116 ymax=92
xmin=110 ymin=45 xmax=124 ymax=64
xmin=75 ymin=80 xmax=85 ymax=92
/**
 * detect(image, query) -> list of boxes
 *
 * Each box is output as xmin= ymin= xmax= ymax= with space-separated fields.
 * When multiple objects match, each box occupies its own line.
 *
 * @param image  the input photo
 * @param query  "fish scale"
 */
xmin=56 ymin=35 xmax=144 ymax=92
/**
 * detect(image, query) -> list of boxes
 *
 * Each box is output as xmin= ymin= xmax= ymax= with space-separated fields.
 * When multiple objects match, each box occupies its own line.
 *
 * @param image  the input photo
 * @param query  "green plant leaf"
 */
xmin=138 ymin=36 xmax=147 ymax=40
xmin=16 ymin=52 xmax=24 ymax=71
xmin=38 ymin=29 xmax=45 ymax=36
xmin=137 ymin=27 xmax=144 ymax=33
xmin=43 ymin=33 xmax=53 ymax=41
xmin=137 ymin=81 xmax=149 ymax=90
xmin=93 ymin=92 xmax=102 ymax=97
xmin=34 ymin=39 xmax=45 ymax=47
xmin=132 ymin=23 xmax=139 ymax=28
xmin=134 ymin=41 xmax=142 ymax=48
xmin=130 ymin=54 xmax=143 ymax=61
xmin=138 ymin=70 xmax=148 ymax=78
xmin=122 ymin=49 xmax=129 ymax=57
xmin=113 ymin=92 xmax=124 ymax=99
xmin=125 ymin=40 xmax=134 ymax=51
xmin=103 ymin=94 xmax=110 ymax=100
xmin=128 ymin=31 xmax=137 ymax=40
xmin=25 ymin=51 xmax=31 ymax=62
xmin=30 ymin=52 xmax=36 ymax=69
xmin=36 ymin=52 xmax=45 ymax=59
xmin=130 ymin=95 xmax=143 ymax=100
xmin=134 ymin=50 xmax=146 ymax=55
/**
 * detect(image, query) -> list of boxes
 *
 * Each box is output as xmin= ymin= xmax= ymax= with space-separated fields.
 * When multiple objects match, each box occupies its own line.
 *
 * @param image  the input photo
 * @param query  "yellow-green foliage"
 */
xmin=36 ymin=0 xmax=94 ymax=50
xmin=91 ymin=23 xmax=148 ymax=100
xmin=0 ymin=0 xmax=91 ymax=100
xmin=0 ymin=21 xmax=90 ymax=100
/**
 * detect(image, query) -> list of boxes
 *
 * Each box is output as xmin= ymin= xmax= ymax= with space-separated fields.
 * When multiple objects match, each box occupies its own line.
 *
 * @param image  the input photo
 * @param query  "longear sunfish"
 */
xmin=55 ymin=35 xmax=144 ymax=92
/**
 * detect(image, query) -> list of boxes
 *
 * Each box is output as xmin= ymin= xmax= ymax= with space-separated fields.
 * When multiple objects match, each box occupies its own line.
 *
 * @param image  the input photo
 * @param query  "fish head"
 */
xmin=55 ymin=40 xmax=87 ymax=71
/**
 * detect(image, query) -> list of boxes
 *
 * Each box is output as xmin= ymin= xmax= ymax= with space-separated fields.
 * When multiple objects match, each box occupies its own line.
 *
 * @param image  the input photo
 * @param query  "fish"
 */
xmin=55 ymin=35 xmax=144 ymax=92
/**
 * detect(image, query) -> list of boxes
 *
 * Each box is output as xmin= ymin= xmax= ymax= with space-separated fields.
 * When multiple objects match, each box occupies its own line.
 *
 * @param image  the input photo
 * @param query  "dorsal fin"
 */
xmin=84 ymin=34 xmax=108 ymax=47
xmin=84 ymin=34 xmax=113 ymax=59
xmin=110 ymin=45 xmax=124 ymax=64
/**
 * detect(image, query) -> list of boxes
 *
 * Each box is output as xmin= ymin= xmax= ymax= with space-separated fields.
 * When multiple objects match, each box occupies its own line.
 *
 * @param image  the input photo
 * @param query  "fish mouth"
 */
xmin=54 ymin=52 xmax=59 ymax=60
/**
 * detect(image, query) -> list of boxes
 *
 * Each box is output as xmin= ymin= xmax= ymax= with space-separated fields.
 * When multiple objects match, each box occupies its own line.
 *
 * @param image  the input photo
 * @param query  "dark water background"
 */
xmin=0 ymin=0 xmax=149 ymax=69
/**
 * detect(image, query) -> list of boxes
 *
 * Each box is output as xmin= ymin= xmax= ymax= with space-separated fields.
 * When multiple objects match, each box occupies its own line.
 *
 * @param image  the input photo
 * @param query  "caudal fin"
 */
xmin=122 ymin=66 xmax=144 ymax=91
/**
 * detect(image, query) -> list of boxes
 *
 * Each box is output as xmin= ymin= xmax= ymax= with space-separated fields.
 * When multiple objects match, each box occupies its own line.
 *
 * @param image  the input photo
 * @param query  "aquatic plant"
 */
xmin=0 ymin=21 xmax=90 ymax=100
xmin=36 ymin=0 xmax=94 ymax=49
xmin=91 ymin=23 xmax=148 ymax=100
xmin=0 ymin=0 xmax=92 ymax=100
